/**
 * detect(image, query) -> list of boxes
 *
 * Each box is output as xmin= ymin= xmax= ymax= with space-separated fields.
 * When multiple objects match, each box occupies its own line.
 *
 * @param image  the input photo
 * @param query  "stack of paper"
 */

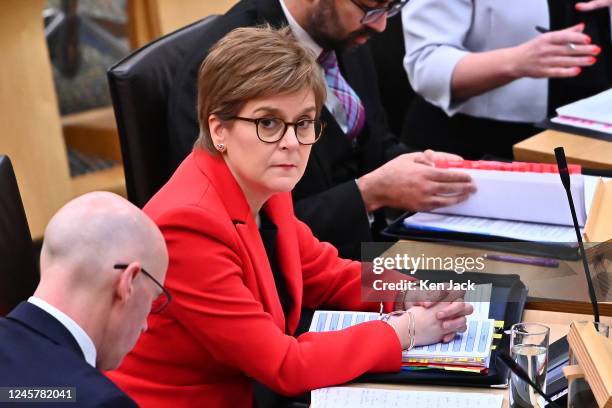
xmin=405 ymin=319 xmax=493 ymax=371
xmin=431 ymin=168 xmax=586 ymax=227
xmin=403 ymin=174 xmax=608 ymax=243
xmin=403 ymin=212 xmax=580 ymax=243
xmin=551 ymin=88 xmax=612 ymax=134
xmin=311 ymin=387 xmax=503 ymax=408
xmin=309 ymin=285 xmax=495 ymax=373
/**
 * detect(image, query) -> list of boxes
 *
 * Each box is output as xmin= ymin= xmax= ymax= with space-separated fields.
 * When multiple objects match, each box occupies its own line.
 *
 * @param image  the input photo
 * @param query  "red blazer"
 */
xmin=107 ymin=149 xmax=401 ymax=407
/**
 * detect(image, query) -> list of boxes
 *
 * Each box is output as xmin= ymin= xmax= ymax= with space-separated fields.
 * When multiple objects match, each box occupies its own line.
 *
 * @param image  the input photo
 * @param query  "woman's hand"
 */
xmin=356 ymin=153 xmax=475 ymax=213
xmin=386 ymin=302 xmax=471 ymax=349
xmin=575 ymin=0 xmax=612 ymax=11
xmin=509 ymin=23 xmax=600 ymax=79
xmin=421 ymin=149 xmax=464 ymax=164
xmin=396 ymin=283 xmax=466 ymax=311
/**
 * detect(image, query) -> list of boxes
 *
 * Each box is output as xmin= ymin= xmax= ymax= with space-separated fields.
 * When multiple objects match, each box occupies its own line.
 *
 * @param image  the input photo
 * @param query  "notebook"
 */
xmin=551 ymin=88 xmax=612 ymax=134
xmin=309 ymin=285 xmax=494 ymax=371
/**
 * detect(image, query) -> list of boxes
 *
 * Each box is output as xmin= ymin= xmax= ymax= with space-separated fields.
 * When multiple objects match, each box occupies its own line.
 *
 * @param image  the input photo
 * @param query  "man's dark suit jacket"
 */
xmin=0 ymin=302 xmax=136 ymax=407
xmin=167 ymin=0 xmax=410 ymax=260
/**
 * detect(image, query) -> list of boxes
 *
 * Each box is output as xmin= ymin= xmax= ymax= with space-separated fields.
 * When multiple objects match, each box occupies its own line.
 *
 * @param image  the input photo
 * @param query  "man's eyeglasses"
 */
xmin=229 ymin=117 xmax=326 ymax=145
xmin=113 ymin=264 xmax=172 ymax=313
xmin=349 ymin=0 xmax=410 ymax=24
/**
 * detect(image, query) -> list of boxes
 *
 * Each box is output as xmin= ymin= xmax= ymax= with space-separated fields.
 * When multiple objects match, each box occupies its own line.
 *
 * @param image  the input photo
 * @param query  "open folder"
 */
xmin=310 ymin=310 xmax=494 ymax=371
xmin=550 ymin=88 xmax=612 ymax=135
xmin=430 ymin=167 xmax=587 ymax=227
xmin=389 ymin=162 xmax=611 ymax=244
xmin=345 ymin=272 xmax=527 ymax=387
xmin=309 ymin=285 xmax=495 ymax=373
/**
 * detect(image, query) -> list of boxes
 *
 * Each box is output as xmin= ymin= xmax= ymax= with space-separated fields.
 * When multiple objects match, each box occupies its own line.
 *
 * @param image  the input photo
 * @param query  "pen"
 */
xmin=484 ymin=253 xmax=559 ymax=268
xmin=535 ymin=26 xmax=577 ymax=50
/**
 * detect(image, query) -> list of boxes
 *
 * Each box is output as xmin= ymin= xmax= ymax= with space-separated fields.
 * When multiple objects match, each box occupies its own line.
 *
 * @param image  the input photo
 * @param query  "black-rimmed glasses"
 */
xmin=229 ymin=117 xmax=326 ymax=145
xmin=349 ymin=0 xmax=409 ymax=24
xmin=113 ymin=264 xmax=172 ymax=313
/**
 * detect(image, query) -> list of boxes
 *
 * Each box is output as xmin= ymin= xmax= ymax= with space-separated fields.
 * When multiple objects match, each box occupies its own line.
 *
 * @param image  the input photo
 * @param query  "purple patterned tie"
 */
xmin=318 ymin=50 xmax=366 ymax=142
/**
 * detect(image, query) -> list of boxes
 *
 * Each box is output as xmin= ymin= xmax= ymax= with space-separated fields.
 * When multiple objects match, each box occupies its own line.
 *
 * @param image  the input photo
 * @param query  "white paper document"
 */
xmin=555 ymin=87 xmax=612 ymax=125
xmin=551 ymin=115 xmax=612 ymax=135
xmin=310 ymin=284 xmax=491 ymax=333
xmin=310 ymin=310 xmax=493 ymax=360
xmin=408 ymin=318 xmax=493 ymax=360
xmin=310 ymin=387 xmax=504 ymax=408
xmin=431 ymin=169 xmax=586 ymax=227
xmin=403 ymin=212 xmax=582 ymax=243
xmin=309 ymin=284 xmax=494 ymax=362
xmin=463 ymin=283 xmax=491 ymax=319
xmin=309 ymin=310 xmax=379 ymax=333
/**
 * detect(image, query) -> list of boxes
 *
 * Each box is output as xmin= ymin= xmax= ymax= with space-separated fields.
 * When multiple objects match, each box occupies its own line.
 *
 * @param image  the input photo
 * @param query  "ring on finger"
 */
xmin=567 ymin=42 xmax=577 ymax=51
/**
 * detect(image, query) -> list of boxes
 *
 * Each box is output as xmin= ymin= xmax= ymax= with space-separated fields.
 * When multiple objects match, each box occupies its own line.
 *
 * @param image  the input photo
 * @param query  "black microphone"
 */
xmin=497 ymin=353 xmax=561 ymax=408
xmin=554 ymin=147 xmax=600 ymax=324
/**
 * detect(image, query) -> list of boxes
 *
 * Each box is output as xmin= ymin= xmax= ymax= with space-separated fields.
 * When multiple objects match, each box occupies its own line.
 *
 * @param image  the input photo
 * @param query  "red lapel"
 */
xmin=194 ymin=149 xmax=302 ymax=334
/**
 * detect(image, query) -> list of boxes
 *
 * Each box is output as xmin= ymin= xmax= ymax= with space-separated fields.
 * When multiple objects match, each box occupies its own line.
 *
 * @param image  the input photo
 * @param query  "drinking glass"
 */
xmin=510 ymin=323 xmax=550 ymax=408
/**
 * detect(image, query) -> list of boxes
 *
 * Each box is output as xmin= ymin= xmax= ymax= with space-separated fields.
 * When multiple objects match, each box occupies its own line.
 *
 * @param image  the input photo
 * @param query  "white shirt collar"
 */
xmin=28 ymin=296 xmax=97 ymax=367
xmin=279 ymin=0 xmax=323 ymax=58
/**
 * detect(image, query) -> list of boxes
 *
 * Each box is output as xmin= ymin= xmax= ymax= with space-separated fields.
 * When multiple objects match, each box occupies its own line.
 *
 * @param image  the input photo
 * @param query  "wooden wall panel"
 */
xmin=0 ymin=0 xmax=72 ymax=239
xmin=128 ymin=0 xmax=237 ymax=48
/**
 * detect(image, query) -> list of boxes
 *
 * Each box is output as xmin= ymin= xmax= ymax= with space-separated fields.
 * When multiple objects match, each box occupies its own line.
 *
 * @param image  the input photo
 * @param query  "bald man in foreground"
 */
xmin=0 ymin=192 xmax=168 ymax=407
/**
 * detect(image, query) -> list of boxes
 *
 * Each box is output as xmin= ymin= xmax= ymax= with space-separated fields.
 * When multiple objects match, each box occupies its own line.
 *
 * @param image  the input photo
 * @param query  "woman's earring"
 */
xmin=216 ymin=143 xmax=226 ymax=152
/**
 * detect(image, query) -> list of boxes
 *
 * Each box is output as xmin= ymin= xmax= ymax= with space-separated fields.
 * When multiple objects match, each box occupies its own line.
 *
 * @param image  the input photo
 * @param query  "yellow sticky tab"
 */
xmin=491 ymin=345 xmax=497 ymax=350
xmin=493 ymin=333 xmax=503 ymax=339
xmin=494 ymin=321 xmax=504 ymax=328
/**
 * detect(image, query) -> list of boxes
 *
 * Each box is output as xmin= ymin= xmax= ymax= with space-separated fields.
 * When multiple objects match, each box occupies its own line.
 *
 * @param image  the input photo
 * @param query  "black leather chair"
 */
xmin=0 ymin=155 xmax=38 ymax=315
xmin=108 ymin=15 xmax=218 ymax=208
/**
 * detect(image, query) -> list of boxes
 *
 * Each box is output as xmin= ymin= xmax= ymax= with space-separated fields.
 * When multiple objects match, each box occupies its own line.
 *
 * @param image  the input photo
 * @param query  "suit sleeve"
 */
xmin=346 ymin=46 xmax=412 ymax=163
xmin=156 ymin=207 xmax=401 ymax=396
xmin=96 ymin=395 xmax=138 ymax=408
xmin=293 ymin=180 xmax=372 ymax=260
xmin=381 ymin=131 xmax=412 ymax=161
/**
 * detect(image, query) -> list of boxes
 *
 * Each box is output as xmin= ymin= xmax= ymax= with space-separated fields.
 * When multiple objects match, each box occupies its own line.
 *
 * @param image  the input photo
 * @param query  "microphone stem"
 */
xmin=564 ymin=188 xmax=600 ymax=324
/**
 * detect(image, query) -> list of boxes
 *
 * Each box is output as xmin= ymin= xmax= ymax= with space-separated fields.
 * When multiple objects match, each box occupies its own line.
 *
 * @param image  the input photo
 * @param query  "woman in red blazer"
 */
xmin=108 ymin=26 xmax=471 ymax=407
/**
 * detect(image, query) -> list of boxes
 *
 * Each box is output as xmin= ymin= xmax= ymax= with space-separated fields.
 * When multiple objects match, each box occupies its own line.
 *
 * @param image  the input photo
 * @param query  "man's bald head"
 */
xmin=40 ymin=192 xmax=167 ymax=288
xmin=35 ymin=192 xmax=169 ymax=370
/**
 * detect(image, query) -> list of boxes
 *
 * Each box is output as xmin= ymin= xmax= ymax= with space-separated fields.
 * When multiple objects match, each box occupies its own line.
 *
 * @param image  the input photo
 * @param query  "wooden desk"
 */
xmin=513 ymin=129 xmax=612 ymax=170
xmin=353 ymin=311 xmax=612 ymax=408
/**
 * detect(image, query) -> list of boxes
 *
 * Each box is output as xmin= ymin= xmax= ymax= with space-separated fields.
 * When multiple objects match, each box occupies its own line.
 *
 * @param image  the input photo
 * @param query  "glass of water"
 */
xmin=509 ymin=323 xmax=550 ymax=408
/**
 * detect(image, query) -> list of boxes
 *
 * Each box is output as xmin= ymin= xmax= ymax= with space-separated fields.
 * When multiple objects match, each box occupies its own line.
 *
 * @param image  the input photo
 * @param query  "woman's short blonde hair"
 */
xmin=195 ymin=25 xmax=327 ymax=153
